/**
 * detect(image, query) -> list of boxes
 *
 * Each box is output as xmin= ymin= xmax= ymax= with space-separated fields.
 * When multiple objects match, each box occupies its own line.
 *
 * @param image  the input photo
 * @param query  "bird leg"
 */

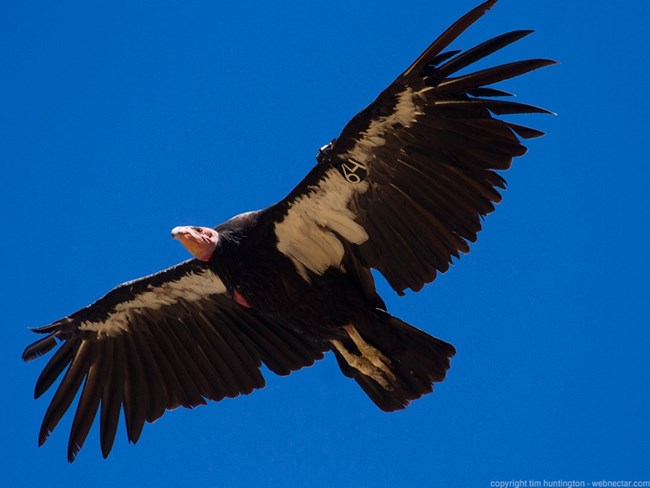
xmin=330 ymin=324 xmax=396 ymax=390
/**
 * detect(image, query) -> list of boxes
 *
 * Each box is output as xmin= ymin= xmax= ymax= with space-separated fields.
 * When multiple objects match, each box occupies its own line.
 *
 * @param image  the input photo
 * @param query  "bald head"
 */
xmin=171 ymin=226 xmax=219 ymax=262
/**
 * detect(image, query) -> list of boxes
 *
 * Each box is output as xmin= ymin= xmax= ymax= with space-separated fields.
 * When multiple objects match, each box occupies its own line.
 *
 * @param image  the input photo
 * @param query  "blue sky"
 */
xmin=2 ymin=1 xmax=648 ymax=486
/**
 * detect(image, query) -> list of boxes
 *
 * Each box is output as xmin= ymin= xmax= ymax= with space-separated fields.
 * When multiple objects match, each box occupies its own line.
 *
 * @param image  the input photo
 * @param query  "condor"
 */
xmin=23 ymin=0 xmax=554 ymax=461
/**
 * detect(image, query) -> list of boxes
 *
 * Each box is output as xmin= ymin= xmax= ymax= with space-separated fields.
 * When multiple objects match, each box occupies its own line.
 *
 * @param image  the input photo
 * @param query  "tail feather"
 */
xmin=331 ymin=311 xmax=455 ymax=411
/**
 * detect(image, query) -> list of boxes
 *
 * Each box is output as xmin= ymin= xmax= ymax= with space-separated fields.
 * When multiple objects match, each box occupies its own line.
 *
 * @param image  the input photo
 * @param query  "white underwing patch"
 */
xmin=275 ymin=87 xmax=422 ymax=280
xmin=346 ymin=86 xmax=420 ymax=162
xmin=275 ymin=168 xmax=369 ymax=280
xmin=79 ymin=269 xmax=226 ymax=336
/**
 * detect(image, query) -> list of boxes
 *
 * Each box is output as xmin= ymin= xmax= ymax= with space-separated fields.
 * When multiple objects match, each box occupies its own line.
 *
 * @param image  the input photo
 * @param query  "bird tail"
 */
xmin=330 ymin=310 xmax=456 ymax=411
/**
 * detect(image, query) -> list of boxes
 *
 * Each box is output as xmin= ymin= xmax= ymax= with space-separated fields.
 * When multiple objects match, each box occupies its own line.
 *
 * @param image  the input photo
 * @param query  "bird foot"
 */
xmin=331 ymin=324 xmax=396 ymax=390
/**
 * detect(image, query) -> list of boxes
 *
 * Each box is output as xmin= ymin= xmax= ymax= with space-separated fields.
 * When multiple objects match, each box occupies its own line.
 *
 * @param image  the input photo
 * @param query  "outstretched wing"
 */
xmin=272 ymin=0 xmax=555 ymax=294
xmin=22 ymin=259 xmax=327 ymax=461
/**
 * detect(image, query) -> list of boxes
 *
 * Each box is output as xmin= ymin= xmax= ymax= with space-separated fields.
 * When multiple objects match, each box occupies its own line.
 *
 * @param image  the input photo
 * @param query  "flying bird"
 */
xmin=22 ymin=0 xmax=555 ymax=461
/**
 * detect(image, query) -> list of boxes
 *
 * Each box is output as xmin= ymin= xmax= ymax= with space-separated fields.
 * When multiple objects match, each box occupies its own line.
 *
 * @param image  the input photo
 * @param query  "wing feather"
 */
xmin=427 ymin=30 xmax=534 ymax=81
xmin=34 ymin=339 xmax=79 ymax=399
xmin=68 ymin=341 xmax=106 ymax=462
xmin=100 ymin=339 xmax=122 ymax=458
xmin=39 ymin=339 xmax=91 ymax=446
xmin=122 ymin=330 xmax=150 ymax=445
xmin=131 ymin=329 xmax=168 ymax=422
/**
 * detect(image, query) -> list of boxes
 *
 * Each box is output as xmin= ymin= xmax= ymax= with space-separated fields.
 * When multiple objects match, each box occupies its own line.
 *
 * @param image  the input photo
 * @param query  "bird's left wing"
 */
xmin=271 ymin=0 xmax=555 ymax=294
xmin=22 ymin=259 xmax=327 ymax=461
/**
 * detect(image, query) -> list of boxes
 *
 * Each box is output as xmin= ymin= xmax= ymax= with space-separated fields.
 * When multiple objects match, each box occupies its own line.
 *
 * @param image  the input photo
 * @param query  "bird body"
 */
xmin=212 ymin=210 xmax=456 ymax=410
xmin=213 ymin=210 xmax=372 ymax=329
xmin=22 ymin=0 xmax=555 ymax=461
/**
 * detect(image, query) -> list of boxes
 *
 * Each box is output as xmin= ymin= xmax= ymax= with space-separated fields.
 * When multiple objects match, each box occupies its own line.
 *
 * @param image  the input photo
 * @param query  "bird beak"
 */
xmin=171 ymin=226 xmax=189 ymax=240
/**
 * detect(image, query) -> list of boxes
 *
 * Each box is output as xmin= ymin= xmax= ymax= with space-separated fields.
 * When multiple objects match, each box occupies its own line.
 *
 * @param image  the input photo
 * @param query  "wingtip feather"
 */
xmin=22 ymin=333 xmax=58 ymax=362
xmin=402 ymin=0 xmax=499 ymax=78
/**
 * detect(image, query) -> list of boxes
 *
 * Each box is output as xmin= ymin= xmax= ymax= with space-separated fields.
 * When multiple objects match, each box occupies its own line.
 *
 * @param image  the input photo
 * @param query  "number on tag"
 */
xmin=340 ymin=160 xmax=367 ymax=184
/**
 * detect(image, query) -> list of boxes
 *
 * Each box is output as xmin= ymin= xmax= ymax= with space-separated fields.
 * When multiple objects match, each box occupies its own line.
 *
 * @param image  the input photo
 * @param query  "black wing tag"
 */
xmin=317 ymin=140 xmax=367 ymax=184
xmin=338 ymin=160 xmax=367 ymax=184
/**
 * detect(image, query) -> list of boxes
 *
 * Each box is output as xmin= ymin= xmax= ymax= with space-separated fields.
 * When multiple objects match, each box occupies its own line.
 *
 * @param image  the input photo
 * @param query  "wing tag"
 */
xmin=339 ymin=160 xmax=367 ymax=184
xmin=317 ymin=140 xmax=367 ymax=184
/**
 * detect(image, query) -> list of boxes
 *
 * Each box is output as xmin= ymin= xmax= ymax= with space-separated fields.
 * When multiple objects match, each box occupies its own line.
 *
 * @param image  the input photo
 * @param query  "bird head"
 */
xmin=171 ymin=226 xmax=219 ymax=262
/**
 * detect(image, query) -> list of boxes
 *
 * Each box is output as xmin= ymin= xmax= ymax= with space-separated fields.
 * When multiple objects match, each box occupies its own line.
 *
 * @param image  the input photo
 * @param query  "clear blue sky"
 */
xmin=2 ymin=1 xmax=648 ymax=486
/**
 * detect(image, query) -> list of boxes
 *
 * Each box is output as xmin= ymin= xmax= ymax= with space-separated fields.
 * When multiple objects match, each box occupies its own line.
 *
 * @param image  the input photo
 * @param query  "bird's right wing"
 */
xmin=22 ymin=259 xmax=327 ymax=461
xmin=271 ymin=0 xmax=555 ymax=295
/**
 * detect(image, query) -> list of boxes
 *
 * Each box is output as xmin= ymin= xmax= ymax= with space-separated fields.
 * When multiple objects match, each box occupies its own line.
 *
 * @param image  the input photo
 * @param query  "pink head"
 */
xmin=171 ymin=226 xmax=219 ymax=262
